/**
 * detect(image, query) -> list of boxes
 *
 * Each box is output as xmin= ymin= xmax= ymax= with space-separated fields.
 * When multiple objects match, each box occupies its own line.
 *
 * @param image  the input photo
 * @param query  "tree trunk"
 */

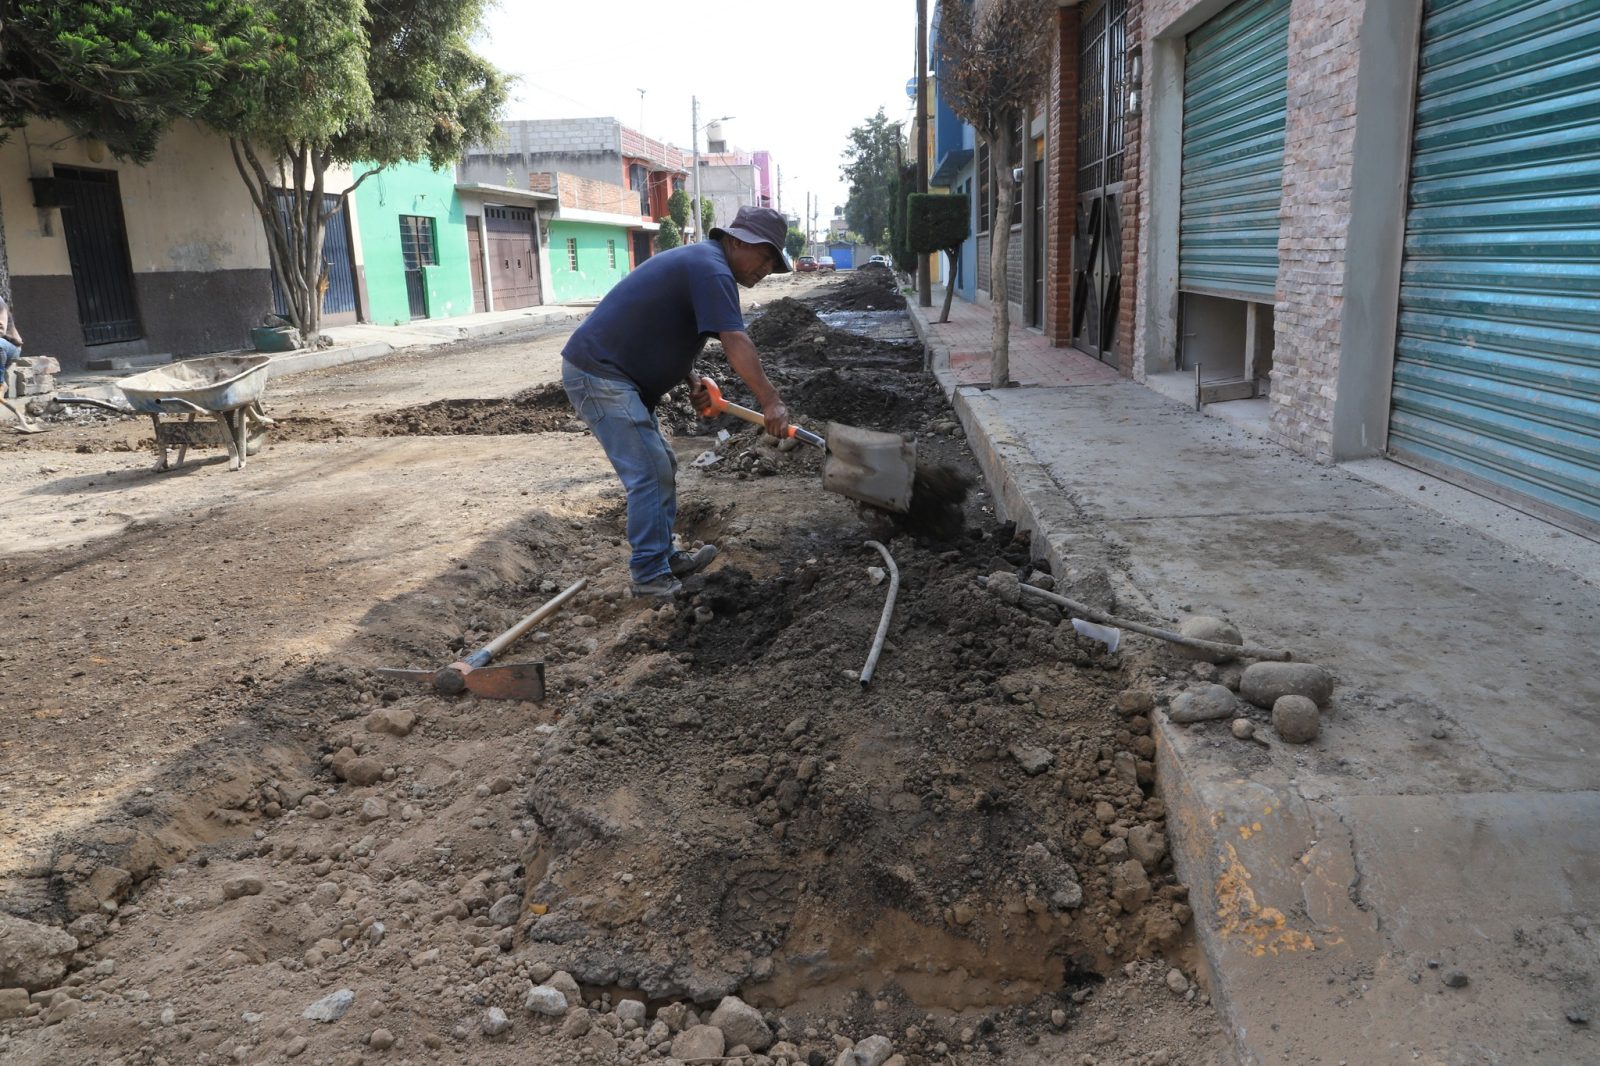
xmin=230 ymin=139 xmax=339 ymax=339
xmin=0 ymin=186 xmax=11 ymax=306
xmin=939 ymin=248 xmax=957 ymax=323
xmin=988 ymin=121 xmax=1015 ymax=389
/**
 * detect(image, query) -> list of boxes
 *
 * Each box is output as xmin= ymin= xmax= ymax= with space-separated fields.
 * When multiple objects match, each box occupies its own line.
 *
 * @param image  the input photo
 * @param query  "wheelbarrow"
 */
xmin=117 ymin=355 xmax=276 ymax=472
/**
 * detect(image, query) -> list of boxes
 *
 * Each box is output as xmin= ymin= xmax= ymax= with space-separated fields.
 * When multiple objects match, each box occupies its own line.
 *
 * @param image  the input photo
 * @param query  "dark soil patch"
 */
xmin=806 ymin=263 xmax=907 ymax=312
xmin=366 ymin=384 xmax=584 ymax=436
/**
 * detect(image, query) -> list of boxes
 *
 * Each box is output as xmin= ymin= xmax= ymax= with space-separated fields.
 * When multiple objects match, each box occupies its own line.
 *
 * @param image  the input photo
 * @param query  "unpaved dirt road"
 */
xmin=0 ymin=270 xmax=1230 ymax=1065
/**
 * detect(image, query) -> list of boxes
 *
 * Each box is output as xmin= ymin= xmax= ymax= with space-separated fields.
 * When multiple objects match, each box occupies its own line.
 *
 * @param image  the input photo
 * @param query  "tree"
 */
xmin=937 ymin=0 xmax=1053 ymax=387
xmin=784 ymin=227 xmax=805 ymax=259
xmin=655 ymin=217 xmax=682 ymax=251
xmin=207 ymin=0 xmax=507 ymax=337
xmin=890 ymin=162 xmax=917 ymax=284
xmin=667 ymin=188 xmax=690 ymax=229
xmin=841 ymin=109 xmax=903 ymax=253
xmin=0 ymin=0 xmax=275 ymax=298
xmin=908 ymin=193 xmax=970 ymax=323
xmin=700 ymin=197 xmax=714 ymax=239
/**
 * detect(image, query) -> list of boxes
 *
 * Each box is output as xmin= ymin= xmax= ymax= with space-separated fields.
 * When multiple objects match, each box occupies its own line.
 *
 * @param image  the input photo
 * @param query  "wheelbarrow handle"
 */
xmin=691 ymin=376 xmax=825 ymax=448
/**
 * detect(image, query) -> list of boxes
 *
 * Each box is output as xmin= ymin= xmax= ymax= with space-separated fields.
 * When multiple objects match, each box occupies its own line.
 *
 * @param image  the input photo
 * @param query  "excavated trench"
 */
xmin=506 ymin=270 xmax=1191 ymax=1017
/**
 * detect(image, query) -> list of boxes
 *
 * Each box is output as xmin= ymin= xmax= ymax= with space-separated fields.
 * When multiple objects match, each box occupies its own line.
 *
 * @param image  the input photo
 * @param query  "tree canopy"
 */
xmin=0 ymin=0 xmax=277 ymax=162
xmin=841 ymin=108 xmax=903 ymax=249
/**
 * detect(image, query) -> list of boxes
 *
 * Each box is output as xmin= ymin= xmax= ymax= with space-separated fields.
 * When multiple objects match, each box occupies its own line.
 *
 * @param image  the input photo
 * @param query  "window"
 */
xmin=398 ymin=215 xmax=438 ymax=269
xmin=976 ymin=141 xmax=991 ymax=234
xmin=566 ymin=237 xmax=578 ymax=270
xmin=1009 ymin=114 xmax=1025 ymax=229
xmin=607 ymin=240 xmax=616 ymax=269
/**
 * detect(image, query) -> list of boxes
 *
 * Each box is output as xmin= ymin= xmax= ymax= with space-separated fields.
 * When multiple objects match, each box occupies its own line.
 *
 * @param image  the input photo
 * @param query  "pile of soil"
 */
xmin=806 ymin=265 xmax=908 ymax=313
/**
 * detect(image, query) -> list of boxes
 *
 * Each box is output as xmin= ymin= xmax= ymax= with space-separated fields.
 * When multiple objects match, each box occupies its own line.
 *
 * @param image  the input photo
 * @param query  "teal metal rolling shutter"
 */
xmin=1389 ymin=0 xmax=1600 ymax=533
xmin=1178 ymin=0 xmax=1291 ymax=299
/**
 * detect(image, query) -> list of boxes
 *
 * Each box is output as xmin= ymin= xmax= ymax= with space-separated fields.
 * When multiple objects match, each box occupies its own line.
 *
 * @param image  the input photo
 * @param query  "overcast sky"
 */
xmin=473 ymin=1 xmax=923 ymax=227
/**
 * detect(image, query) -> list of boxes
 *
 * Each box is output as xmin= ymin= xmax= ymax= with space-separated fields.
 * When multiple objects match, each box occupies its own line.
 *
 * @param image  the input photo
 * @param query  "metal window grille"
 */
xmin=399 ymin=215 xmax=438 ymax=269
xmin=566 ymin=238 xmax=578 ymax=270
xmin=608 ymin=240 xmax=616 ymax=269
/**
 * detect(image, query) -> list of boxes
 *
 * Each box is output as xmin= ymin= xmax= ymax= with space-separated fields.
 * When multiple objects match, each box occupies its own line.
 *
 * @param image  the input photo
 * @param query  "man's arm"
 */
xmin=718 ymin=329 xmax=789 ymax=438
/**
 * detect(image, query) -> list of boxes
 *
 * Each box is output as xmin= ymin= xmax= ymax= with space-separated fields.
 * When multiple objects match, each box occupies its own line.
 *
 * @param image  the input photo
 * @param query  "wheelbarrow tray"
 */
xmin=118 ymin=355 xmax=271 ymax=415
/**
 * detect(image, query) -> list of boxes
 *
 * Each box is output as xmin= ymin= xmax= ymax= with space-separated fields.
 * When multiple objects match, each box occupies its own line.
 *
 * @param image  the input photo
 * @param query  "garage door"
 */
xmin=1389 ymin=0 xmax=1600 ymax=535
xmin=485 ymin=206 xmax=542 ymax=310
xmin=1178 ymin=0 xmax=1291 ymax=299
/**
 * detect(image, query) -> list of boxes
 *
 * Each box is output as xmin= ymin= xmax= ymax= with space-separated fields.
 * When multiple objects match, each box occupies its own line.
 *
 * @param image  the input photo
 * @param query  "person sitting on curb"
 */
xmin=561 ymin=205 xmax=794 ymax=599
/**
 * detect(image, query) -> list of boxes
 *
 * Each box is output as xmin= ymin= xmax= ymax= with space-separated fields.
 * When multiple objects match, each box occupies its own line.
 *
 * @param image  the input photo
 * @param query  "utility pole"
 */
xmin=691 ymin=95 xmax=702 ymax=244
xmin=916 ymin=0 xmax=931 ymax=307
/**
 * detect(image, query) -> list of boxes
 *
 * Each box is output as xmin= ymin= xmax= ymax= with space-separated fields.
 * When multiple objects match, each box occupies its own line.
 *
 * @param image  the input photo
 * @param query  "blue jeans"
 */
xmin=0 ymin=338 xmax=18 ymax=395
xmin=563 ymin=362 xmax=678 ymax=584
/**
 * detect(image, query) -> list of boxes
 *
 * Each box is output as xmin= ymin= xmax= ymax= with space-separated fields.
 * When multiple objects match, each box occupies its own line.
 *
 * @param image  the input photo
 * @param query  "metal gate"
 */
xmin=54 ymin=167 xmax=142 ymax=346
xmin=1389 ymin=0 xmax=1600 ymax=535
xmin=399 ymin=215 xmax=436 ymax=320
xmin=1177 ymin=0 xmax=1291 ymax=299
xmin=270 ymin=192 xmax=360 ymax=323
xmin=484 ymin=207 xmax=541 ymax=309
xmin=1072 ymin=0 xmax=1128 ymax=363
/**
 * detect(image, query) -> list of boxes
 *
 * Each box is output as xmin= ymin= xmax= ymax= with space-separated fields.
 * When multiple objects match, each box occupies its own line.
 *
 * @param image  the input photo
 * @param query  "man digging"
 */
xmin=561 ymin=205 xmax=795 ymax=599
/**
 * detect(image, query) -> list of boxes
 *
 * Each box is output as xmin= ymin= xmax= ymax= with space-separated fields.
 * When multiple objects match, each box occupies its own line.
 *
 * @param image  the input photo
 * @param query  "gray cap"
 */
xmin=709 ymin=206 xmax=792 ymax=272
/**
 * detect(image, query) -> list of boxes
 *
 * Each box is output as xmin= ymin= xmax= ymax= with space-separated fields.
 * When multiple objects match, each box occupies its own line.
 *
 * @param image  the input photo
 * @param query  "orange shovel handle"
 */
xmin=690 ymin=376 xmax=824 ymax=447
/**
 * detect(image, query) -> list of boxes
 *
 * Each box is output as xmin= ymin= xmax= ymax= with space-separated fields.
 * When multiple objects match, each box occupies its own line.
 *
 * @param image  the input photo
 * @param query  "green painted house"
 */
xmin=546 ymin=218 xmax=633 ymax=302
xmin=352 ymin=161 xmax=475 ymax=324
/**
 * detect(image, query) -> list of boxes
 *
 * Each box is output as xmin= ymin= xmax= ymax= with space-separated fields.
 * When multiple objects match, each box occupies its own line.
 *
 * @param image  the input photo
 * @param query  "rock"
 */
xmin=1168 ymin=683 xmax=1242 ymax=723
xmin=222 ymin=876 xmax=265 ymax=900
xmin=547 ymin=970 xmax=582 ymax=1008
xmin=305 ymin=798 xmax=333 ymax=819
xmin=368 ymin=1028 xmax=395 ymax=1050
xmin=66 ymin=913 xmax=109 ymax=946
xmin=656 ymin=1001 xmax=693 ymax=1032
xmin=525 ymin=984 xmax=568 ymax=1016
xmin=482 ymin=1006 xmax=512 ymax=1036
xmin=584 ymin=1027 xmax=619 ymax=1055
xmin=488 ymin=894 xmax=521 ymax=928
xmin=1173 ymin=616 xmax=1243 ymax=662
xmin=1231 ymin=718 xmax=1257 ymax=741
xmin=1117 ymin=689 xmax=1155 ymax=716
xmin=1165 ymin=968 xmax=1189 ymax=994
xmin=1241 ymin=662 xmax=1334 ymax=709
xmin=285 ymin=1035 xmax=308 ymax=1057
xmin=1127 ymin=823 xmax=1168 ymax=871
xmin=1272 ymin=695 xmax=1321 ymax=743
xmin=867 ymin=566 xmax=887 ymax=586
xmin=616 ymin=998 xmax=647 ymax=1024
xmin=0 ymin=913 xmax=78 ymax=992
xmin=1442 ymin=970 xmax=1470 ymax=989
xmin=1050 ymin=1009 xmax=1067 ymax=1027
xmin=1110 ymin=860 xmax=1152 ymax=912
xmin=709 ymin=995 xmax=773 ymax=1051
xmin=853 ymin=1034 xmax=894 ymax=1066
xmin=303 ymin=989 xmax=355 ymax=1023
xmin=365 ymin=706 xmax=417 ymax=736
xmin=45 ymin=997 xmax=81 ymax=1025
xmin=561 ymin=1008 xmax=592 ymax=1037
xmin=0 ymin=987 xmax=30 ymax=1019
xmin=337 ymin=756 xmax=385 ymax=786
xmin=360 ymin=797 xmax=388 ymax=822
xmin=1010 ymin=745 xmax=1055 ymax=776
xmin=67 ymin=864 xmax=131 ymax=916
xmin=672 ymin=1023 xmax=726 ymax=1059
xmin=528 ymin=962 xmax=555 ymax=983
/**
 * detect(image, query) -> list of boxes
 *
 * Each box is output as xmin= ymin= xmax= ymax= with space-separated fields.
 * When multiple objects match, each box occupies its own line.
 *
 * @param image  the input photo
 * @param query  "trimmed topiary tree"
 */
xmin=655 ymin=217 xmax=682 ymax=251
xmin=908 ymin=194 xmax=970 ymax=323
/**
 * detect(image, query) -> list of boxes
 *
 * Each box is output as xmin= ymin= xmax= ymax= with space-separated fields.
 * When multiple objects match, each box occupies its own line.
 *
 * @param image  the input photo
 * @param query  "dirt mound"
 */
xmin=367 ymin=385 xmax=585 ymax=436
xmin=808 ymin=265 xmax=907 ymax=313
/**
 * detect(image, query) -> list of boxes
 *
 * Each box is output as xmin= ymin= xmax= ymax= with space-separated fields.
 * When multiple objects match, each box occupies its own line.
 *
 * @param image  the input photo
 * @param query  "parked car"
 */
xmin=867 ymin=255 xmax=890 ymax=268
xmin=795 ymin=255 xmax=818 ymax=272
xmin=817 ymin=256 xmax=837 ymax=272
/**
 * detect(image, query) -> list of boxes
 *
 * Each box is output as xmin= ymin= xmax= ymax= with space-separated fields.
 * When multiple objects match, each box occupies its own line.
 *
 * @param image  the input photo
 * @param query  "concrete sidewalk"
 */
xmin=908 ymin=288 xmax=1600 ymax=1065
xmin=54 ymin=303 xmax=591 ymax=403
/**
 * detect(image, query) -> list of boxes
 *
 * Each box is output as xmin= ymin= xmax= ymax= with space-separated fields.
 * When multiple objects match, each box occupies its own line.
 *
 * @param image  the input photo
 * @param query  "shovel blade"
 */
xmin=822 ymin=423 xmax=916 ymax=514
xmin=463 ymin=661 xmax=545 ymax=702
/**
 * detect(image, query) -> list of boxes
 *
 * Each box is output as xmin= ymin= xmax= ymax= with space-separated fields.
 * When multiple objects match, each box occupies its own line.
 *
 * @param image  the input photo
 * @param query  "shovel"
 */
xmin=691 ymin=376 xmax=917 ymax=513
xmin=373 ymin=577 xmax=586 ymax=700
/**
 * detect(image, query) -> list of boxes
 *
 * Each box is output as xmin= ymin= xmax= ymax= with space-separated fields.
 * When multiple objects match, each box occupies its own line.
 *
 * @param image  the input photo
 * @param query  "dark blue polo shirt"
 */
xmin=562 ymin=241 xmax=745 ymax=404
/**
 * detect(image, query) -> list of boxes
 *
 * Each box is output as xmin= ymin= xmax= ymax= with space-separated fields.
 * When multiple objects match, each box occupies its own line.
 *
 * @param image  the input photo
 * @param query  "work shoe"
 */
xmin=630 ymin=574 xmax=683 ymax=599
xmin=669 ymin=544 xmax=718 ymax=578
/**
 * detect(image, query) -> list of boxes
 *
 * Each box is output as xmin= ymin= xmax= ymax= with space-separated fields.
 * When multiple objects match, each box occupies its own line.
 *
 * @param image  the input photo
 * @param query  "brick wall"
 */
xmin=528 ymin=172 xmax=643 ymax=217
xmin=1267 ymin=0 xmax=1364 ymax=461
xmin=1116 ymin=0 xmax=1145 ymax=376
xmin=1046 ymin=8 xmax=1080 ymax=346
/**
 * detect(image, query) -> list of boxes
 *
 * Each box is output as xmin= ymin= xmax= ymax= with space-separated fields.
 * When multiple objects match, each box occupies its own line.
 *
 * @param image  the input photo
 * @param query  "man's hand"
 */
xmin=687 ymin=376 xmax=712 ymax=416
xmin=762 ymin=399 xmax=790 ymax=440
